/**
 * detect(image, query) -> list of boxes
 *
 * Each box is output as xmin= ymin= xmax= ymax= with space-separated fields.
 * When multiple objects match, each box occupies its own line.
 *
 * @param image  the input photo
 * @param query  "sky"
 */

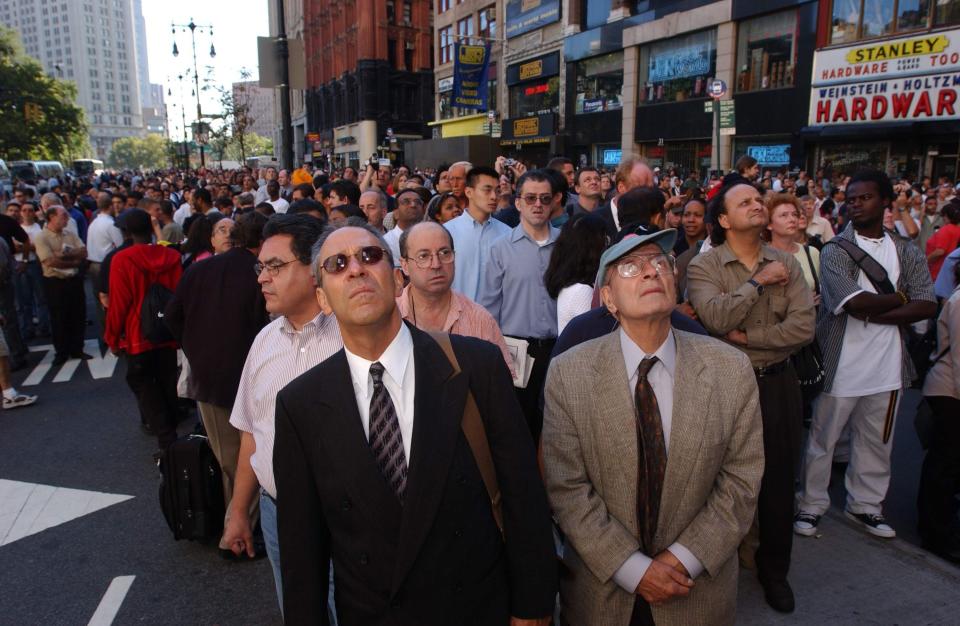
xmin=140 ymin=0 xmax=270 ymax=139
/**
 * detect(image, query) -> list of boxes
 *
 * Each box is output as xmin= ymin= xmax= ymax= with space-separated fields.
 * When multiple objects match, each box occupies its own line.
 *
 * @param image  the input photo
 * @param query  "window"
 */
xmin=388 ymin=38 xmax=397 ymax=68
xmin=575 ymin=51 xmax=624 ymax=113
xmin=439 ymin=0 xmax=450 ymax=12
xmin=736 ymin=10 xmax=797 ymax=92
xmin=403 ymin=0 xmax=412 ymax=24
xmin=439 ymin=26 xmax=453 ymax=64
xmin=387 ymin=0 xmax=395 ymax=22
xmin=479 ymin=5 xmax=496 ymax=40
xmin=829 ymin=0 xmax=960 ymax=43
xmin=639 ymin=29 xmax=716 ymax=105
xmin=457 ymin=16 xmax=474 ymax=43
xmin=509 ymin=76 xmax=559 ymax=117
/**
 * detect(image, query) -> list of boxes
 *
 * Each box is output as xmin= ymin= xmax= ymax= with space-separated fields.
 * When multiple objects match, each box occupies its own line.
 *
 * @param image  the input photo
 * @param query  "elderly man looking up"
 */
xmin=542 ymin=229 xmax=764 ymax=626
xmin=359 ymin=190 xmax=387 ymax=233
xmin=397 ymin=221 xmax=514 ymax=375
xmin=448 ymin=161 xmax=472 ymax=210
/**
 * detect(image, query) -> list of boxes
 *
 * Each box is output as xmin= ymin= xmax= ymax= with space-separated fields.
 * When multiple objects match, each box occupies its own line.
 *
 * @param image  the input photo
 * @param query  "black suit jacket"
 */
xmin=594 ymin=201 xmax=618 ymax=239
xmin=274 ymin=325 xmax=557 ymax=625
xmin=163 ymin=247 xmax=269 ymax=408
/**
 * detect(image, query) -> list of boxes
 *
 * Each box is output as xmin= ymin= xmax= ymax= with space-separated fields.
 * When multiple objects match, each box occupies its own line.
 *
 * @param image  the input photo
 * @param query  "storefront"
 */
xmin=565 ymin=20 xmax=625 ymax=166
xmin=333 ymin=120 xmax=377 ymax=170
xmin=804 ymin=7 xmax=960 ymax=180
xmin=643 ymin=141 xmax=714 ymax=177
xmin=503 ymin=53 xmax=563 ymax=163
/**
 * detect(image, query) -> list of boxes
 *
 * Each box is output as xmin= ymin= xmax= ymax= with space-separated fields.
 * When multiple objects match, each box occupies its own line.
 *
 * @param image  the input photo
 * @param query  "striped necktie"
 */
xmin=368 ymin=362 xmax=407 ymax=501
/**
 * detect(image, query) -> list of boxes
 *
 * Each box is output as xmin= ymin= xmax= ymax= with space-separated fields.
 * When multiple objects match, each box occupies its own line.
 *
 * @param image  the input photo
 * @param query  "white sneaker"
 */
xmin=793 ymin=511 xmax=821 ymax=537
xmin=3 ymin=394 xmax=37 ymax=410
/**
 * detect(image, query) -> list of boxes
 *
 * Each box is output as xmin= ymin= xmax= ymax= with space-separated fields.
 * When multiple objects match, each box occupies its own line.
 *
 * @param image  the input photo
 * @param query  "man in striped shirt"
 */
xmin=224 ymin=214 xmax=343 ymax=617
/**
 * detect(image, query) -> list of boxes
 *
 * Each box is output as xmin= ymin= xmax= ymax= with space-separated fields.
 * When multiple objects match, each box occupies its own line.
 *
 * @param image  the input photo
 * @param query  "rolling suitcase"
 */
xmin=158 ymin=434 xmax=225 ymax=541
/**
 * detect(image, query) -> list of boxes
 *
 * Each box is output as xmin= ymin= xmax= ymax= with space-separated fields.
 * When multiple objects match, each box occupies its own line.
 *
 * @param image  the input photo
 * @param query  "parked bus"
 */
xmin=9 ymin=160 xmax=65 ymax=183
xmin=73 ymin=159 xmax=104 ymax=177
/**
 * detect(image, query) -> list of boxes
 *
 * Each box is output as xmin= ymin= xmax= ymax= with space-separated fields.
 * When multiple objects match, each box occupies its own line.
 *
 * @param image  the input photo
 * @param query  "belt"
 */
xmin=260 ymin=488 xmax=276 ymax=504
xmin=511 ymin=336 xmax=557 ymax=350
xmin=753 ymin=359 xmax=790 ymax=378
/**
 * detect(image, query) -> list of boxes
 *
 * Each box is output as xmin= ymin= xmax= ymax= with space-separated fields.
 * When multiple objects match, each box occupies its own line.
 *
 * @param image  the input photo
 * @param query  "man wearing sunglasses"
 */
xmin=274 ymin=220 xmax=557 ymax=625
xmin=542 ymin=228 xmax=764 ymax=626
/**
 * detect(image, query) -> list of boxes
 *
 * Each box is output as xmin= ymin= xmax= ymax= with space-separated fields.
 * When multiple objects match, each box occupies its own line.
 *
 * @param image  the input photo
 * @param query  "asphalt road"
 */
xmin=0 ymin=328 xmax=949 ymax=625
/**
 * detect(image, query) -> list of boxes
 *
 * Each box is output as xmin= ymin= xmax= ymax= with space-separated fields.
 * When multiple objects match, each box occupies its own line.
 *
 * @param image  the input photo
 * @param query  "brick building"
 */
xmin=302 ymin=0 xmax=434 ymax=169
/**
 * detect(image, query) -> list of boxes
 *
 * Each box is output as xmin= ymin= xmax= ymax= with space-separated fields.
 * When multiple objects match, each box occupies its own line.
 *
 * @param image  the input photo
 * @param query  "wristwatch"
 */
xmin=748 ymin=278 xmax=764 ymax=295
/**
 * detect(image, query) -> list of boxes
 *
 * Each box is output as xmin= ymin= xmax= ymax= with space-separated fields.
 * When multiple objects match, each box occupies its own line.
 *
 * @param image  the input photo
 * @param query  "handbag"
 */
xmin=791 ymin=245 xmax=825 ymax=393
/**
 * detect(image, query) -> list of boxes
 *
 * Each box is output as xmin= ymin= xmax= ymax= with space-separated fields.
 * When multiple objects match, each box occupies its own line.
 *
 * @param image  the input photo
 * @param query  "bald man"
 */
xmin=359 ymin=190 xmax=387 ymax=233
xmin=596 ymin=158 xmax=655 ymax=238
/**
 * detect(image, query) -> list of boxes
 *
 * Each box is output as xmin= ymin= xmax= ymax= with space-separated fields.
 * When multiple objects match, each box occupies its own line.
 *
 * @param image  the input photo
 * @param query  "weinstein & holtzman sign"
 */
xmin=809 ymin=28 xmax=960 ymax=125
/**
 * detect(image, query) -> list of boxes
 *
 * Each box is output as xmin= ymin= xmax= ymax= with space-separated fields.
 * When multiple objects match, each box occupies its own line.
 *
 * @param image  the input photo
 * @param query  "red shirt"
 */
xmin=927 ymin=222 xmax=960 ymax=280
xmin=104 ymin=243 xmax=183 ymax=355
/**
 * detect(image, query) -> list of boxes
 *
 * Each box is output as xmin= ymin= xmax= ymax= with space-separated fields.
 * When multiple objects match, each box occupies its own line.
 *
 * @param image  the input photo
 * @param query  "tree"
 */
xmin=0 ymin=26 xmax=88 ymax=161
xmin=213 ymin=68 xmax=257 ymax=164
xmin=107 ymin=134 xmax=172 ymax=170
xmin=226 ymin=133 xmax=272 ymax=162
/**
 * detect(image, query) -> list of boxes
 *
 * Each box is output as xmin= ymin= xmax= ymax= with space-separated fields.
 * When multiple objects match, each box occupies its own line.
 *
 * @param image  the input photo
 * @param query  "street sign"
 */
xmin=704 ymin=101 xmax=713 ymax=113
xmin=709 ymin=79 xmax=727 ymax=99
xmin=719 ymin=99 xmax=736 ymax=135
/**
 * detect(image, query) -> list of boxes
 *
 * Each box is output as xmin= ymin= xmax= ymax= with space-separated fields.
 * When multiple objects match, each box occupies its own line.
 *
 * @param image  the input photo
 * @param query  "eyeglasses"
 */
xmin=254 ymin=259 xmax=298 ymax=277
xmin=521 ymin=194 xmax=554 ymax=206
xmin=320 ymin=246 xmax=388 ymax=274
xmin=615 ymin=253 xmax=675 ymax=279
xmin=406 ymin=248 xmax=454 ymax=269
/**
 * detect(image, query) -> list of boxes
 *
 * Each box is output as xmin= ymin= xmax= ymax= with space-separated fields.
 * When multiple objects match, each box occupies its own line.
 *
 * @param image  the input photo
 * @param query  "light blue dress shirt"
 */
xmin=612 ymin=329 xmax=704 ymax=593
xmin=444 ymin=212 xmax=512 ymax=302
xmin=935 ymin=247 xmax=960 ymax=299
xmin=478 ymin=224 xmax=560 ymax=339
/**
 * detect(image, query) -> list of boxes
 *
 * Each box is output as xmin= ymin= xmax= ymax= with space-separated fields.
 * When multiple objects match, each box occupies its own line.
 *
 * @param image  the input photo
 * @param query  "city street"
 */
xmin=1 ymin=333 xmax=958 ymax=624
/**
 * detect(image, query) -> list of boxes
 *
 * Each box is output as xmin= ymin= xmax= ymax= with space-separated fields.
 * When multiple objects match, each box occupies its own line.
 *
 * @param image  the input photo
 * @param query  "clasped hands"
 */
xmin=634 ymin=550 xmax=694 ymax=605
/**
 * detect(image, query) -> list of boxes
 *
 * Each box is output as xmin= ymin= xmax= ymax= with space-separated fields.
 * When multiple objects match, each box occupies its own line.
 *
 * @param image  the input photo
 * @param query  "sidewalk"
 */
xmin=736 ymin=509 xmax=960 ymax=624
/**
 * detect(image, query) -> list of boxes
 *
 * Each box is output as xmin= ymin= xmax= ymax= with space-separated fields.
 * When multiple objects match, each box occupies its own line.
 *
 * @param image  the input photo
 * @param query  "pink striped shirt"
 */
xmin=397 ymin=285 xmax=516 ymax=376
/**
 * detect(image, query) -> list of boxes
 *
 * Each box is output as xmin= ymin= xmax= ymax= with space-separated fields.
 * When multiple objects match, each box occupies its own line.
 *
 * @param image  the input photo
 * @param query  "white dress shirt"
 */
xmin=383 ymin=225 xmax=403 ymax=268
xmin=344 ymin=322 xmax=416 ymax=461
xmin=229 ymin=313 xmax=343 ymax=498
xmin=85 ymin=213 xmax=124 ymax=262
xmin=612 ymin=328 xmax=704 ymax=593
xmin=173 ymin=202 xmax=192 ymax=226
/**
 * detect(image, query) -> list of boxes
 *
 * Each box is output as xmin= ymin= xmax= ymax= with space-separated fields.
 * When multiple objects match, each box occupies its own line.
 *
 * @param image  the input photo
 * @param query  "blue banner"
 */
xmin=453 ymin=43 xmax=491 ymax=110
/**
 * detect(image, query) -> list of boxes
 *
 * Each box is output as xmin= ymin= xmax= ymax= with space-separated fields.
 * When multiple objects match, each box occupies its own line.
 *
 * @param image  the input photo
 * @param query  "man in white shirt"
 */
xmin=223 ymin=215 xmax=342 ymax=615
xmin=796 ymin=170 xmax=936 ymax=540
xmin=85 ymin=191 xmax=123 ymax=335
xmin=382 ymin=188 xmax=424 ymax=266
xmin=266 ymin=181 xmax=289 ymax=214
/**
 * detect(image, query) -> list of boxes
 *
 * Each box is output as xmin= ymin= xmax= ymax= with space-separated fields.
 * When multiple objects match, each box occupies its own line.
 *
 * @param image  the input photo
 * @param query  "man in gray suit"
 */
xmin=542 ymin=228 xmax=764 ymax=626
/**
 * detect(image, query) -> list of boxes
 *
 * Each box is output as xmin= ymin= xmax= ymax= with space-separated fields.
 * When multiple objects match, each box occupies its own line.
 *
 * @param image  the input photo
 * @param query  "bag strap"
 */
xmin=427 ymin=331 xmax=504 ymax=537
xmin=826 ymin=237 xmax=897 ymax=294
xmin=802 ymin=244 xmax=820 ymax=295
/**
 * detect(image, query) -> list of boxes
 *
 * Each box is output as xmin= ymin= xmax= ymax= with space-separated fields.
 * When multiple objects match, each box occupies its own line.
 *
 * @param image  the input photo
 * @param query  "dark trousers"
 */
xmin=0 ymin=277 xmax=27 ymax=362
xmin=755 ymin=363 xmax=803 ymax=584
xmin=917 ymin=396 xmax=960 ymax=553
xmin=42 ymin=275 xmax=86 ymax=358
xmin=514 ymin=337 xmax=555 ymax=443
xmin=15 ymin=260 xmax=50 ymax=338
xmin=126 ymin=348 xmax=179 ymax=449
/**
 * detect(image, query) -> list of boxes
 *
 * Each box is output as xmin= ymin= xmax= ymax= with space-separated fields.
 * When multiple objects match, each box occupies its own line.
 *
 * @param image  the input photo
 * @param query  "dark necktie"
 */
xmin=635 ymin=356 xmax=666 ymax=553
xmin=368 ymin=362 xmax=407 ymax=501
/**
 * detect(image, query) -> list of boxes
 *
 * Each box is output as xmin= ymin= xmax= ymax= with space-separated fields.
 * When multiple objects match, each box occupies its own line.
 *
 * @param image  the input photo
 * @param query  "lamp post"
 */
xmin=172 ymin=18 xmax=215 ymax=167
xmin=168 ymin=74 xmax=190 ymax=168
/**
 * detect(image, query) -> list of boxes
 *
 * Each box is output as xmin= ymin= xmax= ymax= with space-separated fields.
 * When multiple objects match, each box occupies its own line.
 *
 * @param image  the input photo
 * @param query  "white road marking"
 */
xmin=87 ymin=575 xmax=135 ymax=626
xmin=22 ymin=339 xmax=118 ymax=386
xmin=0 ymin=479 xmax=134 ymax=547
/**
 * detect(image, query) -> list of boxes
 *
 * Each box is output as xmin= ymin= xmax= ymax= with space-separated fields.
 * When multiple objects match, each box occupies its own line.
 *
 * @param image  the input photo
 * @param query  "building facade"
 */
xmin=0 ymin=0 xmax=146 ymax=159
xmin=143 ymin=83 xmax=166 ymax=135
xmin=232 ymin=80 xmax=276 ymax=141
xmin=268 ymin=0 xmax=308 ymax=167
xmin=301 ymin=0 xmax=434 ymax=170
xmin=804 ymin=0 xmax=960 ymax=181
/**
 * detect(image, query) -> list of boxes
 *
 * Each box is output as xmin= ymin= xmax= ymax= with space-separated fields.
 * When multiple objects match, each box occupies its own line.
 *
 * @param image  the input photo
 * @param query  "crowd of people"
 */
xmin=1 ymin=150 xmax=958 ymax=624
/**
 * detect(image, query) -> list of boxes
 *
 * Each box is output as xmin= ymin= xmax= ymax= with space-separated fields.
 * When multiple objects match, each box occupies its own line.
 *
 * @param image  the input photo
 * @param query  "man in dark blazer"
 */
xmin=274 ymin=220 xmax=557 ymax=625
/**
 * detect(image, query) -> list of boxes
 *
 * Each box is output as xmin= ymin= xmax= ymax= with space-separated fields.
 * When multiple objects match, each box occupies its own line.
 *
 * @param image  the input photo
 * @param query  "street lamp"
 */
xmin=171 ymin=18 xmax=215 ymax=167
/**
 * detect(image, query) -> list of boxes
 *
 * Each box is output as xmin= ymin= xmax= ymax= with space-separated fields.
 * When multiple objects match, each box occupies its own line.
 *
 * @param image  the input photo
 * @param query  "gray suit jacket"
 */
xmin=542 ymin=330 xmax=764 ymax=626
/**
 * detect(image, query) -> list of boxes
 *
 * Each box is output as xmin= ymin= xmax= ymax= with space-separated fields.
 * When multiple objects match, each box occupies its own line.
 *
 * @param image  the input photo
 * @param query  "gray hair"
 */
xmin=310 ymin=217 xmax=395 ymax=285
xmin=449 ymin=161 xmax=473 ymax=174
xmin=40 ymin=192 xmax=61 ymax=209
xmin=360 ymin=189 xmax=387 ymax=210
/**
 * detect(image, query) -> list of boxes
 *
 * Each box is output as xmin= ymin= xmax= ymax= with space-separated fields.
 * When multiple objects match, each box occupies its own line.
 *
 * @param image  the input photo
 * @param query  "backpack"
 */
xmin=141 ymin=281 xmax=174 ymax=343
xmin=158 ymin=434 xmax=225 ymax=541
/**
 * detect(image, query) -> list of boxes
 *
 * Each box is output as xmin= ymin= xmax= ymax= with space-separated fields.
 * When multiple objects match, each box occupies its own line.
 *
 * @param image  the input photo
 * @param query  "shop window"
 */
xmin=830 ymin=0 xmax=953 ymax=43
xmin=639 ymin=29 xmax=716 ymax=105
xmin=439 ymin=26 xmax=453 ymax=64
xmin=575 ymin=51 xmax=623 ymax=114
xmin=509 ymin=76 xmax=559 ymax=117
xmin=736 ymin=10 xmax=797 ymax=92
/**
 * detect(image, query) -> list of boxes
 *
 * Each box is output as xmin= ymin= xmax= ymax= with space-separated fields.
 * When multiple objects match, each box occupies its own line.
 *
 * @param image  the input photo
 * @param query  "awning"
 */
xmin=800 ymin=120 xmax=960 ymax=139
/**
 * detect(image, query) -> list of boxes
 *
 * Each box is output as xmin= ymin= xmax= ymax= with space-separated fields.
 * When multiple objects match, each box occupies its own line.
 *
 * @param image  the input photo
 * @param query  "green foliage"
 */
xmin=107 ymin=134 xmax=172 ymax=170
xmin=0 ymin=26 xmax=88 ymax=160
xmin=226 ymin=133 xmax=272 ymax=162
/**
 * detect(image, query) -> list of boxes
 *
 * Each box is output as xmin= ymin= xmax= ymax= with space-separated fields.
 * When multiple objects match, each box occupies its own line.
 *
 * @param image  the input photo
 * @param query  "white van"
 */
xmin=10 ymin=160 xmax=65 ymax=184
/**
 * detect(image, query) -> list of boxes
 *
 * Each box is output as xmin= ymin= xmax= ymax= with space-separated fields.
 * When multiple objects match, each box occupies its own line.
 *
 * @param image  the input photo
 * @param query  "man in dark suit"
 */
xmin=274 ymin=220 xmax=557 ymax=625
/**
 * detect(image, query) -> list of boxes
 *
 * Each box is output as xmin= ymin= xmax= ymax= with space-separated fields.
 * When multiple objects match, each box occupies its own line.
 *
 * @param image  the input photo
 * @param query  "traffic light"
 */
xmin=24 ymin=102 xmax=42 ymax=123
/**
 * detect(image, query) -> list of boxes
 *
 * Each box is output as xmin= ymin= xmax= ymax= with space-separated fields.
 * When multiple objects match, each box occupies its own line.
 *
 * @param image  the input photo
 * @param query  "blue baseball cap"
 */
xmin=595 ymin=227 xmax=677 ymax=288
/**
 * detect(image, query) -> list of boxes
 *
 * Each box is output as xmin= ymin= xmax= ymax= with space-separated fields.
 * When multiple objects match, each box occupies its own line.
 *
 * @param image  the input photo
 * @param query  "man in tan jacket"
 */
xmin=543 ymin=228 xmax=764 ymax=626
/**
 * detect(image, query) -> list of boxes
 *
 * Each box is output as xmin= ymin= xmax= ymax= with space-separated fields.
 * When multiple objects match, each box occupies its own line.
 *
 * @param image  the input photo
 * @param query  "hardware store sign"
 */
xmin=813 ymin=29 xmax=960 ymax=86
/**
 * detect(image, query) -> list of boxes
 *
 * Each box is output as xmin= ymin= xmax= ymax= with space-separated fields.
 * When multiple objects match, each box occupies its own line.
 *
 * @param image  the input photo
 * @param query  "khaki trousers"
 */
xmin=198 ymin=401 xmax=259 ymax=547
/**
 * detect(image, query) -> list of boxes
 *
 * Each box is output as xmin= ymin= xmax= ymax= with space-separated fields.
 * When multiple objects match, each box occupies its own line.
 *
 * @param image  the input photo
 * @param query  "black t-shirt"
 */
xmin=0 ymin=214 xmax=29 ymax=253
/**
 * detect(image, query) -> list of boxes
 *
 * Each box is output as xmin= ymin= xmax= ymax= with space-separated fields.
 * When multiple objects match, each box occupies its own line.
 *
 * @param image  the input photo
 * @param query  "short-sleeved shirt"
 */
xmin=34 ymin=228 xmax=84 ymax=278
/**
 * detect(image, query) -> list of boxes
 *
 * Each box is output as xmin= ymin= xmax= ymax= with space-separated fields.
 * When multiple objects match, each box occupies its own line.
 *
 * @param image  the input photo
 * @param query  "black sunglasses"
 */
xmin=320 ymin=246 xmax=389 ymax=274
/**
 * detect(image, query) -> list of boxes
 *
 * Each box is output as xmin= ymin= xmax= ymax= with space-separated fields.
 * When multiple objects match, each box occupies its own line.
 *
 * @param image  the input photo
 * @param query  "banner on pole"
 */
xmin=453 ymin=43 xmax=491 ymax=110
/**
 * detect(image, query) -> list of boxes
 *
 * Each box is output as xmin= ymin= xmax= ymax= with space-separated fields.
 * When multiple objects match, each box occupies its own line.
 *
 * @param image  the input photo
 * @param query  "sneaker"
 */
xmin=793 ymin=511 xmax=821 ymax=537
xmin=3 ymin=394 xmax=37 ymax=410
xmin=845 ymin=510 xmax=896 ymax=538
